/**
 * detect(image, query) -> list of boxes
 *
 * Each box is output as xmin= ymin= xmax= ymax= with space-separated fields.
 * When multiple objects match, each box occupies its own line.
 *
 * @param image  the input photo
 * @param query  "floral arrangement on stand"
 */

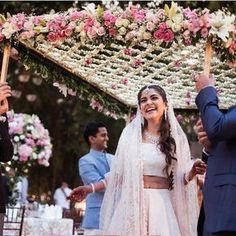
xmin=6 ymin=110 xmax=53 ymax=176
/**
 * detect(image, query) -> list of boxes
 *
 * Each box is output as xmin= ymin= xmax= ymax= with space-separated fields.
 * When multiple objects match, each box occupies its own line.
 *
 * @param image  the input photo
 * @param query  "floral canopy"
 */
xmin=1 ymin=2 xmax=236 ymax=118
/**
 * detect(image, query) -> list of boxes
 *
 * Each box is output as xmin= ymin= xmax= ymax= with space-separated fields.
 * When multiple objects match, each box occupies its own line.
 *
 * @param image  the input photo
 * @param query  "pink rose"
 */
xmin=90 ymin=99 xmax=103 ymax=112
xmin=120 ymin=78 xmax=128 ymax=85
xmin=200 ymin=27 xmax=208 ymax=38
xmin=163 ymin=29 xmax=174 ymax=42
xmin=47 ymin=32 xmax=59 ymax=42
xmin=124 ymin=48 xmax=132 ymax=55
xmin=87 ymin=27 xmax=97 ymax=39
xmin=133 ymin=59 xmax=142 ymax=68
xmin=97 ymin=26 xmax=105 ymax=36
xmin=19 ymin=144 xmax=33 ymax=162
xmin=103 ymin=11 xmax=116 ymax=25
xmin=146 ymin=22 xmax=155 ymax=31
xmin=109 ymin=28 xmax=117 ymax=37
xmin=70 ymin=11 xmax=84 ymax=21
xmin=20 ymin=30 xmax=34 ymax=40
xmin=23 ymin=21 xmax=33 ymax=31
xmin=159 ymin=22 xmax=167 ymax=31
xmin=65 ymin=27 xmax=73 ymax=37
xmin=133 ymin=10 xmax=146 ymax=23
xmin=184 ymin=38 xmax=192 ymax=46
xmin=183 ymin=30 xmax=190 ymax=38
xmin=156 ymin=9 xmax=165 ymax=19
xmin=85 ymin=58 xmax=93 ymax=66
xmin=33 ymin=16 xmax=44 ymax=25
xmin=229 ymin=42 xmax=236 ymax=55
xmin=153 ymin=30 xmax=163 ymax=40
xmin=111 ymin=84 xmax=117 ymax=89
xmin=0 ymin=33 xmax=4 ymax=42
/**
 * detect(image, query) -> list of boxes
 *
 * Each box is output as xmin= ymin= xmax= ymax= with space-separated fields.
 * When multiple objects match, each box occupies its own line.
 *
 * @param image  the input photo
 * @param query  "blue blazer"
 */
xmin=79 ymin=149 xmax=113 ymax=229
xmin=196 ymin=86 xmax=236 ymax=233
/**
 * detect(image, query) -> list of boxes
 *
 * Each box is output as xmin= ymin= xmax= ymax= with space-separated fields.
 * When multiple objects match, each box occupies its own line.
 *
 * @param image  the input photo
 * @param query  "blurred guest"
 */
xmin=53 ymin=181 xmax=72 ymax=209
xmin=0 ymin=166 xmax=11 ymax=205
xmin=16 ymin=176 xmax=28 ymax=205
xmin=70 ymin=122 xmax=114 ymax=235
xmin=0 ymin=82 xmax=13 ymax=235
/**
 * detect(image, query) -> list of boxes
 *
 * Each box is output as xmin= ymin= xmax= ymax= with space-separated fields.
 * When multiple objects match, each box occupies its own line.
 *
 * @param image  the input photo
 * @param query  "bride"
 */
xmin=70 ymin=85 xmax=206 ymax=236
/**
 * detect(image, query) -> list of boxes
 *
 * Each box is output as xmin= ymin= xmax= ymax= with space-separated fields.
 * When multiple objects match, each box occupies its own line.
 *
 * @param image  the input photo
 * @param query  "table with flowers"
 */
xmin=22 ymin=217 xmax=73 ymax=236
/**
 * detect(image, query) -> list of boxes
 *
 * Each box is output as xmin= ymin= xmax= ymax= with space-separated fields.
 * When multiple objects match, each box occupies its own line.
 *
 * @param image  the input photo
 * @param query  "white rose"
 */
xmin=115 ymin=18 xmax=123 ymax=28
xmin=20 ymin=135 xmax=25 ymax=140
xmin=122 ymin=19 xmax=130 ymax=28
xmin=118 ymin=27 xmax=127 ymax=35
xmin=13 ymin=136 xmax=20 ymax=142
xmin=143 ymin=32 xmax=152 ymax=40
xmin=32 ymin=153 xmax=38 ymax=159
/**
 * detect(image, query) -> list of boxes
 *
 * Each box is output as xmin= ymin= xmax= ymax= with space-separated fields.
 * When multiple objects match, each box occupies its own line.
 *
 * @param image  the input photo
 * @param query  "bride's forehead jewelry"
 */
xmin=142 ymin=86 xmax=152 ymax=95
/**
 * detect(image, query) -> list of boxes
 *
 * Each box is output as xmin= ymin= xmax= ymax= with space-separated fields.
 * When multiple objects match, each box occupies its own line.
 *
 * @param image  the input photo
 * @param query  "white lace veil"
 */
xmin=100 ymin=92 xmax=199 ymax=236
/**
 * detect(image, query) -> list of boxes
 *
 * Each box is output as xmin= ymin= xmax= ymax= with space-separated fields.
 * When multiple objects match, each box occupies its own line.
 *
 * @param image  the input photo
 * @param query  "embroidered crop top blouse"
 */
xmin=142 ymin=143 xmax=167 ymax=177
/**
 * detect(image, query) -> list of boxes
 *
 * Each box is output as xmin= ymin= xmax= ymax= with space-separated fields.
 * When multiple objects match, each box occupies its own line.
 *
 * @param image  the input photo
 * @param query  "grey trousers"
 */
xmin=0 ymin=213 xmax=4 ymax=236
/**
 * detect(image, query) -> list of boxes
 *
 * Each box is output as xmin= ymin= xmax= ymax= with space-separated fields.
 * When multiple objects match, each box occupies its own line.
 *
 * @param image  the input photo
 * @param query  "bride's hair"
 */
xmin=138 ymin=85 xmax=177 ymax=187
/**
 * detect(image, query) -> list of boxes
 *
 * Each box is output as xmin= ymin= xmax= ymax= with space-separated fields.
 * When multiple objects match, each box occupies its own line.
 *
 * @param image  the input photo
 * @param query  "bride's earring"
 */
xmin=164 ymin=108 xmax=167 ymax=120
xmin=141 ymin=115 xmax=144 ymax=126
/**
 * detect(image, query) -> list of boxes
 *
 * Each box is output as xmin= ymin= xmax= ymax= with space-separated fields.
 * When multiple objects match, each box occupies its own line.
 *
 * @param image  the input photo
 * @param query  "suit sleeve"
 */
xmin=201 ymin=152 xmax=208 ymax=164
xmin=79 ymin=158 xmax=104 ymax=185
xmin=0 ymin=114 xmax=14 ymax=163
xmin=196 ymin=86 xmax=236 ymax=142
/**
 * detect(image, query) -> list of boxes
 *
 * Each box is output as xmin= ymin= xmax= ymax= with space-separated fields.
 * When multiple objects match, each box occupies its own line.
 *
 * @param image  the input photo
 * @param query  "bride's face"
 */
xmin=139 ymin=88 xmax=166 ymax=122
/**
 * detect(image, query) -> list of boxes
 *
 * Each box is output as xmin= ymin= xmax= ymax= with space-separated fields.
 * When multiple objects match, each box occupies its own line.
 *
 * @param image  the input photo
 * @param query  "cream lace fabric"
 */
xmin=100 ymin=98 xmax=199 ymax=236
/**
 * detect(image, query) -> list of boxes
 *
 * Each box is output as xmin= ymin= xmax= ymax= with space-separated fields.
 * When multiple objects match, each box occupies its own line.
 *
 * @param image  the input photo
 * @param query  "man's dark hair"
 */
xmin=83 ymin=122 xmax=106 ymax=145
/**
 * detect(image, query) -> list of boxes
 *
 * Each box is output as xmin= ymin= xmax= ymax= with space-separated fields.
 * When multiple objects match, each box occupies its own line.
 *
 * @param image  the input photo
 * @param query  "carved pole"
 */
xmin=203 ymin=37 xmax=213 ymax=77
xmin=1 ymin=45 xmax=11 ymax=82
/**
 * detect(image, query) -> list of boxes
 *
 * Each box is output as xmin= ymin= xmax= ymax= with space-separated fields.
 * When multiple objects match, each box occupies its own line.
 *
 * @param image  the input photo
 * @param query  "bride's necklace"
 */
xmin=143 ymin=130 xmax=160 ymax=144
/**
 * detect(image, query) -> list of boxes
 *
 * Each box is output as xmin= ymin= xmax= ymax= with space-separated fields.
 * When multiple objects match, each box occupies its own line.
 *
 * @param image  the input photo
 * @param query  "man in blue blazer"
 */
xmin=195 ymin=74 xmax=236 ymax=236
xmin=78 ymin=122 xmax=113 ymax=235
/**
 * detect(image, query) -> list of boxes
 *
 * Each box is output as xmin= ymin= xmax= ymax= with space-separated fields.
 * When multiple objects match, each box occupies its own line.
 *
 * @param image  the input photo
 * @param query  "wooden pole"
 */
xmin=1 ymin=45 xmax=11 ymax=83
xmin=203 ymin=37 xmax=212 ymax=77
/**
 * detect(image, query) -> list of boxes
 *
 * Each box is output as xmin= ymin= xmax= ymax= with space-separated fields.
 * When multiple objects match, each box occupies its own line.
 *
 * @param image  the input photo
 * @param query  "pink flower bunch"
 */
xmin=183 ymin=8 xmax=212 ymax=42
xmin=70 ymin=10 xmax=85 ymax=21
xmin=7 ymin=111 xmax=52 ymax=175
xmin=47 ymin=14 xmax=75 ymax=42
xmin=103 ymin=11 xmax=117 ymax=38
xmin=129 ymin=6 xmax=146 ymax=23
xmin=90 ymin=99 xmax=103 ymax=112
xmin=153 ymin=22 xmax=174 ymax=43
xmin=133 ymin=58 xmax=142 ymax=68
xmin=9 ymin=13 xmax=26 ymax=31
xmin=228 ymin=41 xmax=236 ymax=55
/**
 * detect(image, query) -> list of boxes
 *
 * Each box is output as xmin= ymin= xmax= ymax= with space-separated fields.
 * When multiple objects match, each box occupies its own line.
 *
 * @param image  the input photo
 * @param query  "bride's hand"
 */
xmin=188 ymin=159 xmax=207 ymax=181
xmin=69 ymin=185 xmax=92 ymax=202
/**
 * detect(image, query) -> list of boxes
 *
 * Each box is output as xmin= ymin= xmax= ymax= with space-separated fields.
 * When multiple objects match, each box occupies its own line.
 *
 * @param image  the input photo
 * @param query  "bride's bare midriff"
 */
xmin=143 ymin=175 xmax=170 ymax=189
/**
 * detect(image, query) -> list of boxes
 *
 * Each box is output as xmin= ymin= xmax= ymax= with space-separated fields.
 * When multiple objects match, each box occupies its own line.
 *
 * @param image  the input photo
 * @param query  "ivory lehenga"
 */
xmin=100 ymin=100 xmax=199 ymax=236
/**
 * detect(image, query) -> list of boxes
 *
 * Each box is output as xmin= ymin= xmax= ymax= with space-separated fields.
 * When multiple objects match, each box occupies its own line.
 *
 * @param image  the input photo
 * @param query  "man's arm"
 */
xmin=79 ymin=158 xmax=105 ymax=185
xmin=0 ymin=115 xmax=13 ymax=163
xmin=196 ymin=81 xmax=236 ymax=141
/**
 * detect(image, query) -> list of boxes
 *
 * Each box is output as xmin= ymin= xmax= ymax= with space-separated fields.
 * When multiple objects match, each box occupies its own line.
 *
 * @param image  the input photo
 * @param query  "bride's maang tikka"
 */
xmin=142 ymin=86 xmax=152 ymax=95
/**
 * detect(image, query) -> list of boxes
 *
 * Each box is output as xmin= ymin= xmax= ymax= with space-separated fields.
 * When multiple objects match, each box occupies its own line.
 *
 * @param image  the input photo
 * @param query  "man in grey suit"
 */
xmin=195 ymin=73 xmax=236 ymax=236
xmin=76 ymin=122 xmax=113 ymax=235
